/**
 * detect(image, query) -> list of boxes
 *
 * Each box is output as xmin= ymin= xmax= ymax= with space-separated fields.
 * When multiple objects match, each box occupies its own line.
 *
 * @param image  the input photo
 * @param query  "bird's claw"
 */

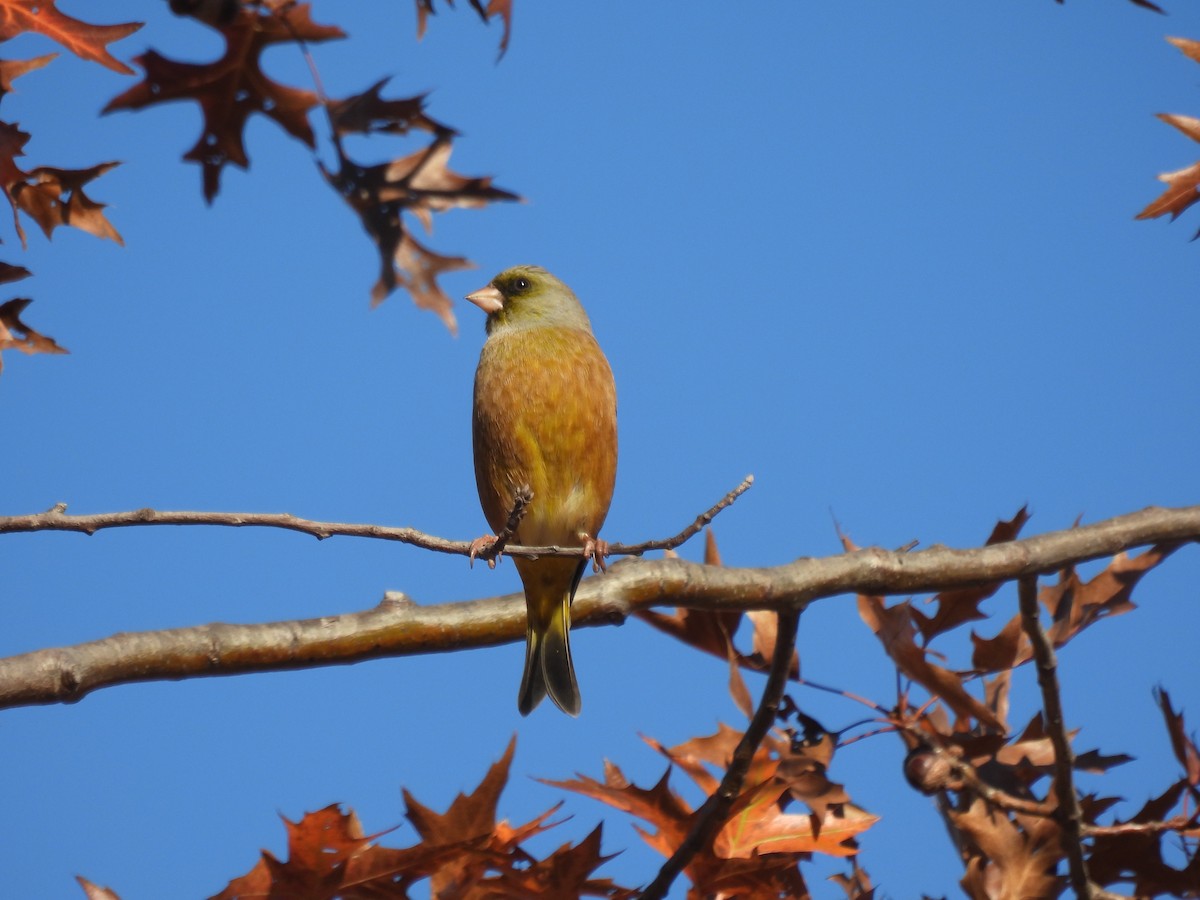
xmin=583 ymin=536 xmax=610 ymax=573
xmin=469 ymin=534 xmax=501 ymax=569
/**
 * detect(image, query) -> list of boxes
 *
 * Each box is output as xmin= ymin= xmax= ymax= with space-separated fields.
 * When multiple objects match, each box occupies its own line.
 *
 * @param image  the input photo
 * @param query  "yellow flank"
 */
xmin=468 ymin=266 xmax=617 ymax=716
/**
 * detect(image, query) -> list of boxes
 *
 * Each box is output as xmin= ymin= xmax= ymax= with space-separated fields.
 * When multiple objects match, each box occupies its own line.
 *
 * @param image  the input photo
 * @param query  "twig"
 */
xmin=0 ymin=505 xmax=1197 ymax=709
xmin=637 ymin=607 xmax=799 ymax=900
xmin=1018 ymin=574 xmax=1094 ymax=899
xmin=613 ymin=475 xmax=754 ymax=556
xmin=1084 ymin=815 xmax=1200 ymax=837
xmin=469 ymin=489 xmax=532 ymax=567
xmin=0 ymin=475 xmax=754 ymax=561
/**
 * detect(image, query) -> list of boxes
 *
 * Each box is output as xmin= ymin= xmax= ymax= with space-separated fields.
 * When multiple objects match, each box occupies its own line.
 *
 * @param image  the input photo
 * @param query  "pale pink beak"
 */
xmin=465 ymin=284 xmax=504 ymax=314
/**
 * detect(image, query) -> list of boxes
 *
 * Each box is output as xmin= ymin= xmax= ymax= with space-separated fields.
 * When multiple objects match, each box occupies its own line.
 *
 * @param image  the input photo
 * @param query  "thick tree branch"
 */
xmin=0 ymin=475 xmax=755 ymax=560
xmin=0 ymin=504 xmax=1195 ymax=710
xmin=637 ymin=609 xmax=800 ymax=900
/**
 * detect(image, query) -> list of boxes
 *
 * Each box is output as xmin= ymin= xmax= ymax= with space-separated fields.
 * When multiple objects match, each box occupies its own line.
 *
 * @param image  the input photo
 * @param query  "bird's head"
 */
xmin=465 ymin=265 xmax=592 ymax=336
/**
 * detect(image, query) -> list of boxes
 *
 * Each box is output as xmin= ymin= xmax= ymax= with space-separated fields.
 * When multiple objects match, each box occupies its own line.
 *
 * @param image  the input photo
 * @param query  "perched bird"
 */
xmin=467 ymin=265 xmax=617 ymax=716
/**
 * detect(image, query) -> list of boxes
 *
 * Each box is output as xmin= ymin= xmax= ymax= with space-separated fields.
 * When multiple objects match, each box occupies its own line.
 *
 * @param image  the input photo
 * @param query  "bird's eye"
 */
xmin=513 ymin=277 xmax=530 ymax=292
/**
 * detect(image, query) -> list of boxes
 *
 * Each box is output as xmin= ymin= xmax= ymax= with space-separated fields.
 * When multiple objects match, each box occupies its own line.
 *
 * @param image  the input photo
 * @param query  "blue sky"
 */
xmin=3 ymin=1 xmax=1199 ymax=897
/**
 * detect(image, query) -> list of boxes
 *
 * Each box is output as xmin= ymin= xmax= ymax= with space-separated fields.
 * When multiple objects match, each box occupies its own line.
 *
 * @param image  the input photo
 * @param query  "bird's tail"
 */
xmin=517 ymin=560 xmax=583 ymax=716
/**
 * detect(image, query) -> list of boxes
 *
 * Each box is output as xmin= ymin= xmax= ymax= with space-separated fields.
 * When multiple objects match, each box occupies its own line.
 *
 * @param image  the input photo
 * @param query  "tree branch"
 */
xmin=0 ymin=504 xmax=1195 ymax=710
xmin=637 ymin=608 xmax=800 ymax=900
xmin=0 ymin=475 xmax=755 ymax=560
xmin=1018 ymin=574 xmax=1094 ymax=899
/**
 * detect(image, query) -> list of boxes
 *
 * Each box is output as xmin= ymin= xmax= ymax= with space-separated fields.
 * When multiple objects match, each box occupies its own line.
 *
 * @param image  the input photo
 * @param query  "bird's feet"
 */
xmin=469 ymin=534 xmax=502 ymax=569
xmin=582 ymin=535 xmax=610 ymax=573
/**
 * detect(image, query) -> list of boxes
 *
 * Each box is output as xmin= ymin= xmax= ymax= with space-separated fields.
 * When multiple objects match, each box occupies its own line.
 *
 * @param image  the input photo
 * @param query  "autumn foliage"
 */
xmin=3 ymin=1 xmax=1200 ymax=898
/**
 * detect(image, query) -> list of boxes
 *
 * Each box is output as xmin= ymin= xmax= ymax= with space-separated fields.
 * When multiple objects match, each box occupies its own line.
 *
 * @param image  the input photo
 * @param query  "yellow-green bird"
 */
xmin=467 ymin=265 xmax=617 ymax=716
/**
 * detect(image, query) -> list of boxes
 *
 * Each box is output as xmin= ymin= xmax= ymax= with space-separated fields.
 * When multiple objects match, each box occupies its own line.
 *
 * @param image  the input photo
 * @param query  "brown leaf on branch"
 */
xmin=74 ymin=877 xmax=121 ymax=900
xmin=0 ymin=53 xmax=57 ymax=100
xmin=200 ymin=737 xmax=632 ymax=900
xmin=1138 ymin=38 xmax=1200 ymax=230
xmin=0 ymin=297 xmax=67 ymax=375
xmin=103 ymin=4 xmax=344 ymax=202
xmin=1087 ymin=781 xmax=1200 ymax=896
xmin=0 ymin=118 xmax=30 ymax=239
xmin=858 ymin=593 xmax=1004 ymax=730
xmin=326 ymin=80 xmax=447 ymax=138
xmin=969 ymin=541 xmax=1176 ymax=675
xmin=0 ymin=1 xmax=140 ymax=74
xmin=415 ymin=0 xmax=514 ymax=58
xmin=913 ymin=506 xmax=1030 ymax=642
xmin=1042 ymin=542 xmax=1177 ymax=647
xmin=322 ymin=86 xmax=518 ymax=329
xmin=1155 ymin=687 xmax=1200 ymax=786
xmin=11 ymin=162 xmax=123 ymax=244
xmin=0 ymin=261 xmax=29 ymax=283
xmin=716 ymin=775 xmax=874 ymax=859
xmin=951 ymin=796 xmax=1064 ymax=900
xmin=639 ymin=530 xmax=801 ymax=679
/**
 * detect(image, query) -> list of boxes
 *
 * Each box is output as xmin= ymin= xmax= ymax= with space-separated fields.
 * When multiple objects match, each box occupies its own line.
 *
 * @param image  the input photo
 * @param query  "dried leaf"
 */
xmin=326 ymin=80 xmax=446 ymax=137
xmin=415 ymin=0 xmax=513 ymax=58
xmin=103 ymin=4 xmax=343 ymax=202
xmin=74 ymin=878 xmax=121 ymax=900
xmin=1087 ymin=781 xmax=1200 ymax=895
xmin=0 ymin=261 xmax=30 ymax=283
xmin=1156 ymin=687 xmax=1200 ymax=786
xmin=970 ymin=612 xmax=1027 ymax=673
xmin=1136 ymin=159 xmax=1200 ymax=223
xmin=951 ymin=797 xmax=1064 ymax=900
xmin=858 ymin=594 xmax=1003 ymax=729
xmin=914 ymin=506 xmax=1030 ymax=642
xmin=829 ymin=861 xmax=875 ymax=900
xmin=1138 ymin=38 xmax=1200 ymax=227
xmin=1043 ymin=543 xmax=1178 ymax=648
xmin=543 ymin=762 xmax=695 ymax=861
xmin=0 ymin=1 xmax=141 ymax=74
xmin=0 ymin=297 xmax=67 ymax=374
xmin=0 ymin=53 xmax=57 ymax=99
xmin=322 ymin=110 xmax=517 ymax=328
xmin=11 ymin=162 xmax=122 ymax=244
xmin=716 ymin=777 xmax=875 ymax=859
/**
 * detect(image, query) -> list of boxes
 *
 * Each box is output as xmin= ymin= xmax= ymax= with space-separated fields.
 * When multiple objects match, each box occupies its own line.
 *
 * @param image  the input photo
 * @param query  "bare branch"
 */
xmin=1018 ymin=574 xmax=1094 ymax=899
xmin=0 ymin=475 xmax=754 ymax=559
xmin=637 ymin=608 xmax=799 ymax=900
xmin=0 ymin=504 xmax=1196 ymax=710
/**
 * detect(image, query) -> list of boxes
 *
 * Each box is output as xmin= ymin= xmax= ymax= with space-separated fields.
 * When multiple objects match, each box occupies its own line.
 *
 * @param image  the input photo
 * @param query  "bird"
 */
xmin=467 ymin=265 xmax=617 ymax=716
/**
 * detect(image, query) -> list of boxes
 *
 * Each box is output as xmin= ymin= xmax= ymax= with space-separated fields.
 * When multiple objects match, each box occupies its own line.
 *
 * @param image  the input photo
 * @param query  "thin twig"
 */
xmin=0 ymin=475 xmax=754 ymax=561
xmin=1018 ymin=574 xmax=1094 ymax=899
xmin=637 ymin=607 xmax=800 ymax=900
xmin=1084 ymin=815 xmax=1200 ymax=837
xmin=614 ymin=475 xmax=754 ymax=556
xmin=469 ymin=489 xmax=532 ymax=567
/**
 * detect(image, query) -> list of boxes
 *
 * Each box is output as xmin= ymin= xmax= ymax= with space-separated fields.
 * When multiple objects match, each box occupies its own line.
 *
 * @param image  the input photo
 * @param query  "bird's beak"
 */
xmin=465 ymin=284 xmax=504 ymax=314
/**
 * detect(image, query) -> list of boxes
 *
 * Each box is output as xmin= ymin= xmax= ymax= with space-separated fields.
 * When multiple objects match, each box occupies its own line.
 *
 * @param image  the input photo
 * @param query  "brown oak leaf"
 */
xmin=859 ymin=593 xmax=1004 ymax=730
xmin=0 ymin=53 xmax=57 ymax=100
xmin=10 ymin=162 xmax=122 ymax=244
xmin=1156 ymin=687 xmax=1200 ymax=787
xmin=415 ymin=0 xmax=514 ymax=58
xmin=0 ymin=1 xmax=140 ymax=74
xmin=323 ymin=109 xmax=517 ymax=329
xmin=0 ymin=297 xmax=67 ymax=375
xmin=716 ymin=775 xmax=875 ymax=859
xmin=913 ymin=506 xmax=1030 ymax=642
xmin=1138 ymin=38 xmax=1200 ymax=230
xmin=103 ymin=4 xmax=343 ymax=202
xmin=74 ymin=877 xmax=121 ymax=900
xmin=952 ymin=797 xmax=1064 ymax=900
